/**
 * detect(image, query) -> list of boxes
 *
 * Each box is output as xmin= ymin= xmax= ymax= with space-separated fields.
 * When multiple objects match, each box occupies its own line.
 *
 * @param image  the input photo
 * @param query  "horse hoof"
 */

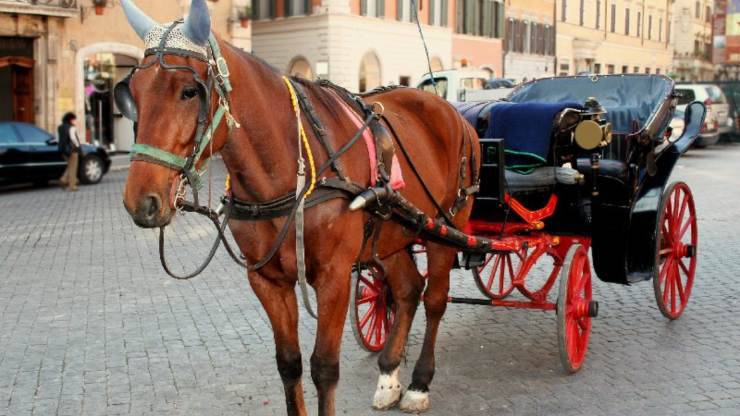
xmin=372 ymin=368 xmax=403 ymax=410
xmin=399 ymin=390 xmax=430 ymax=413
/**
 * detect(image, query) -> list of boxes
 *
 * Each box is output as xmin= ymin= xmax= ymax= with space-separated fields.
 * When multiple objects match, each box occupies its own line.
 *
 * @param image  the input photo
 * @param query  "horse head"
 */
xmin=119 ymin=0 xmax=224 ymax=228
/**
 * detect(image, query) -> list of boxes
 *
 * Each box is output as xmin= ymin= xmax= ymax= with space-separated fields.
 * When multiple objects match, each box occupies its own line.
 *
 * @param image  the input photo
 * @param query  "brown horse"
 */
xmin=119 ymin=1 xmax=478 ymax=414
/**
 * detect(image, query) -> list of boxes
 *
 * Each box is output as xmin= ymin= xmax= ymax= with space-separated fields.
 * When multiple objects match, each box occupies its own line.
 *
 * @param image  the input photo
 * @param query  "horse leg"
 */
xmin=248 ymin=272 xmax=307 ymax=416
xmin=373 ymin=249 xmax=424 ymax=410
xmin=399 ymin=243 xmax=456 ymax=413
xmin=310 ymin=262 xmax=353 ymax=416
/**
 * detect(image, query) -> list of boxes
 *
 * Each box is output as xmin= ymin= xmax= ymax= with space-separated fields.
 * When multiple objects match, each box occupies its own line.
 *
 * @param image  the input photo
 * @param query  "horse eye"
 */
xmin=180 ymin=87 xmax=198 ymax=100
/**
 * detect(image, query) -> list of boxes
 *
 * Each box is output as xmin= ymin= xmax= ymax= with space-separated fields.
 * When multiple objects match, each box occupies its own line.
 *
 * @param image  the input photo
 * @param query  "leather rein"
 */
xmin=120 ymin=24 xmax=380 ymax=280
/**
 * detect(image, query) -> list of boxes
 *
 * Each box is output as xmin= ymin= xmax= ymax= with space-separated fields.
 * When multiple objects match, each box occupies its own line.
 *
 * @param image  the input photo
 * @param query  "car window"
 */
xmin=705 ymin=86 xmax=727 ymax=104
xmin=14 ymin=123 xmax=51 ymax=144
xmin=676 ymin=89 xmax=695 ymax=105
xmin=0 ymin=124 xmax=20 ymax=145
xmin=460 ymin=77 xmax=487 ymax=91
xmin=419 ymin=78 xmax=448 ymax=99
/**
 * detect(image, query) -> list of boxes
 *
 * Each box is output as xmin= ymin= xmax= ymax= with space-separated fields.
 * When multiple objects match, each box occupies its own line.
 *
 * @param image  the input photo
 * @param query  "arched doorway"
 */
xmin=358 ymin=51 xmax=381 ymax=93
xmin=287 ymin=57 xmax=313 ymax=80
xmin=75 ymin=43 xmax=143 ymax=152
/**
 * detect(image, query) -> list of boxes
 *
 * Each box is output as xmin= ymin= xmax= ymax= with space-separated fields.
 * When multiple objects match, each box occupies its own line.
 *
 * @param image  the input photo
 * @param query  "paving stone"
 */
xmin=1 ymin=145 xmax=740 ymax=415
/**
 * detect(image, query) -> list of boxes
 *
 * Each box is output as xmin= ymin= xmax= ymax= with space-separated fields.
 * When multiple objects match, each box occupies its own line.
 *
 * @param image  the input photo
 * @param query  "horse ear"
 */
xmin=183 ymin=0 xmax=211 ymax=46
xmin=120 ymin=0 xmax=156 ymax=40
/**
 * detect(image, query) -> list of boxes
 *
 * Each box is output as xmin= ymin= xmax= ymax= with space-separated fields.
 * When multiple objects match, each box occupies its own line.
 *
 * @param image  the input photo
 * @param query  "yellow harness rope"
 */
xmin=283 ymin=76 xmax=317 ymax=197
xmin=224 ymin=77 xmax=317 ymax=197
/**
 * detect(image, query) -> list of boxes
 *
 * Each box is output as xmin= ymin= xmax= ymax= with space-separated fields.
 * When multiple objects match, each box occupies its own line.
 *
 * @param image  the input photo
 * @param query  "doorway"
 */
xmin=0 ymin=37 xmax=35 ymax=123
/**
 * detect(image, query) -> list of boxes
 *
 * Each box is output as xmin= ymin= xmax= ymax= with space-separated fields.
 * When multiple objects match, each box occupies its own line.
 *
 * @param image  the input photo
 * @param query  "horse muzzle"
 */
xmin=124 ymin=193 xmax=173 ymax=228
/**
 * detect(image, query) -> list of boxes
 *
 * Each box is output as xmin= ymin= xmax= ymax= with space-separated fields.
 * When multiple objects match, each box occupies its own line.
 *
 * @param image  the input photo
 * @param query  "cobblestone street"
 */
xmin=1 ymin=144 xmax=739 ymax=416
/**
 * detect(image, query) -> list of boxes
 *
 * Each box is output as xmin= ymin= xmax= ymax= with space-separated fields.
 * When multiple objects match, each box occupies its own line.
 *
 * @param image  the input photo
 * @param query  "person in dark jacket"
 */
xmin=57 ymin=112 xmax=81 ymax=191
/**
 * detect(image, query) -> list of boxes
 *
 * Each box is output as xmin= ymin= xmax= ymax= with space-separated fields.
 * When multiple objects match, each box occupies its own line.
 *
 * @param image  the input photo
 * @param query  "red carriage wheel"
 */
xmin=653 ymin=182 xmax=698 ymax=320
xmin=557 ymin=244 xmax=596 ymax=373
xmin=472 ymin=250 xmax=524 ymax=299
xmin=350 ymin=266 xmax=394 ymax=352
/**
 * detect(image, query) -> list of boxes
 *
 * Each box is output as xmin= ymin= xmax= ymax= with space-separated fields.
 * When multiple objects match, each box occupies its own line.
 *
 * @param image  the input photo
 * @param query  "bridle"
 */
xmin=115 ymin=21 xmax=247 ymax=280
xmin=114 ymin=20 xmax=237 ymax=209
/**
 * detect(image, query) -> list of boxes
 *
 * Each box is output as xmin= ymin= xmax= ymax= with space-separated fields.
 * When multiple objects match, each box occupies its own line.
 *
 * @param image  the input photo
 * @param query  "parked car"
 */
xmin=486 ymin=78 xmax=516 ymax=89
xmin=417 ymin=69 xmax=490 ymax=101
xmin=0 ymin=122 xmax=111 ymax=186
xmin=675 ymin=84 xmax=730 ymax=142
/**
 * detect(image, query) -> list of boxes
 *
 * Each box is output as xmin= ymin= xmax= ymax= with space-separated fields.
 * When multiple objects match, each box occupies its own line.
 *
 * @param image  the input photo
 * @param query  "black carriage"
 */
xmin=351 ymin=74 xmax=704 ymax=372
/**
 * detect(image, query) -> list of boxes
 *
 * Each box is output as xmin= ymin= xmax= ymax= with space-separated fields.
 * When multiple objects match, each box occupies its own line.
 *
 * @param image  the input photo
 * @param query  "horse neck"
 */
xmin=217 ymin=44 xmax=299 ymax=202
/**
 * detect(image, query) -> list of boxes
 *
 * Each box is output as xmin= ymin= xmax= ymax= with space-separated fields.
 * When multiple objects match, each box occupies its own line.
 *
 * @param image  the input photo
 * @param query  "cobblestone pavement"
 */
xmin=1 ymin=144 xmax=740 ymax=416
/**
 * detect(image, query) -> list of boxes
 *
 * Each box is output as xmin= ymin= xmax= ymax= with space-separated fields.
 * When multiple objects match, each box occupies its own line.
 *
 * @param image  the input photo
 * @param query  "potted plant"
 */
xmin=93 ymin=0 xmax=107 ymax=15
xmin=237 ymin=5 xmax=252 ymax=28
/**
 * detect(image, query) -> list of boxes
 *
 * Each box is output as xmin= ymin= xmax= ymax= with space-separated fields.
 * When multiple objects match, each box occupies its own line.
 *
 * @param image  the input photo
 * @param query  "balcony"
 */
xmin=0 ymin=0 xmax=79 ymax=18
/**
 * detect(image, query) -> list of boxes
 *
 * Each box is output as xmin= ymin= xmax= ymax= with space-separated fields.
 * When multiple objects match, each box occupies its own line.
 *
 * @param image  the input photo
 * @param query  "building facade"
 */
xmin=0 ymin=0 xmax=251 ymax=151
xmin=556 ymin=0 xmax=674 ymax=77
xmin=673 ymin=0 xmax=714 ymax=81
xmin=251 ymin=0 xmax=504 ymax=92
xmin=503 ymin=0 xmax=556 ymax=82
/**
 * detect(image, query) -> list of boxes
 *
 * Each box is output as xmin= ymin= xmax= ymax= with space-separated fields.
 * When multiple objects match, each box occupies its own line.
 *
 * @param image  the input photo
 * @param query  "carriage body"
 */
xmin=351 ymin=74 xmax=704 ymax=372
xmin=465 ymin=74 xmax=704 ymax=285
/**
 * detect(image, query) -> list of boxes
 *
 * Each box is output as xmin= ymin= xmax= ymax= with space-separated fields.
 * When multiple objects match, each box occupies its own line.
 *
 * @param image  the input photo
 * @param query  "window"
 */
xmin=667 ymin=20 xmax=671 ymax=42
xmin=286 ymin=0 xmax=310 ymax=17
xmin=695 ymin=1 xmax=700 ymax=19
xmin=397 ymin=0 xmax=411 ymax=22
xmin=359 ymin=52 xmax=381 ymax=93
xmin=645 ymin=67 xmax=651 ymax=74
xmin=596 ymin=0 xmax=600 ymax=29
xmin=610 ymin=4 xmax=616 ymax=33
xmin=544 ymin=25 xmax=555 ymax=56
xmin=0 ymin=124 xmax=20 ymax=144
xmin=14 ymin=124 xmax=51 ymax=144
xmin=562 ymin=0 xmax=567 ymax=22
xmin=253 ymin=0 xmax=274 ymax=20
xmin=659 ymin=18 xmax=662 ymax=41
xmin=419 ymin=78 xmax=448 ymax=99
xmin=706 ymin=6 xmax=711 ymax=23
xmin=622 ymin=65 xmax=628 ymax=73
xmin=361 ymin=0 xmax=385 ymax=17
xmin=633 ymin=66 xmax=640 ymax=73
xmin=656 ymin=68 xmax=661 ymax=75
xmin=648 ymin=15 xmax=652 ymax=40
xmin=625 ymin=8 xmax=630 ymax=35
xmin=428 ymin=0 xmax=446 ymax=26
xmin=676 ymin=89 xmax=696 ymax=105
xmin=706 ymin=86 xmax=727 ymax=104
xmin=399 ymin=76 xmax=410 ymax=86
xmin=457 ymin=0 xmax=503 ymax=38
xmin=594 ymin=63 xmax=601 ymax=74
xmin=637 ymin=12 xmax=641 ymax=36
xmin=579 ymin=0 xmax=584 ymax=26
xmin=607 ymin=64 xmax=615 ymax=74
xmin=288 ymin=57 xmax=313 ymax=80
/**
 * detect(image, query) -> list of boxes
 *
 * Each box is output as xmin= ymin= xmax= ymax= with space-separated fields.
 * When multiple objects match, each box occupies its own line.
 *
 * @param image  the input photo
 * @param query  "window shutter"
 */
xmin=429 ymin=0 xmax=435 ymax=25
xmin=305 ymin=0 xmax=310 ymax=15
xmin=286 ymin=0 xmax=293 ymax=17
xmin=377 ymin=0 xmax=385 ymax=17
xmin=270 ymin=0 xmax=276 ymax=18
xmin=254 ymin=0 xmax=261 ymax=19
xmin=361 ymin=0 xmax=367 ymax=16
xmin=441 ymin=0 xmax=448 ymax=26
xmin=398 ymin=0 xmax=403 ymax=21
xmin=455 ymin=0 xmax=464 ymax=32
xmin=596 ymin=0 xmax=600 ymax=29
xmin=496 ymin=1 xmax=504 ymax=38
xmin=561 ymin=0 xmax=566 ymax=22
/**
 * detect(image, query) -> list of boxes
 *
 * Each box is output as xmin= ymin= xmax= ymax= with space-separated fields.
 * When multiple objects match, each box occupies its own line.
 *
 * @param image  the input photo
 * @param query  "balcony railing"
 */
xmin=0 ymin=0 xmax=79 ymax=18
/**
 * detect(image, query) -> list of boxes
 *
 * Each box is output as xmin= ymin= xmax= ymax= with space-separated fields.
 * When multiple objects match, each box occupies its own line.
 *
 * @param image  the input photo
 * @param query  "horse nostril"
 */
xmin=142 ymin=194 xmax=162 ymax=220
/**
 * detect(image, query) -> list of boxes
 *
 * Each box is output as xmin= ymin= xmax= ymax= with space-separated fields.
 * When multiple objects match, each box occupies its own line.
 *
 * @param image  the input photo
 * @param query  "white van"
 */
xmin=417 ymin=69 xmax=490 ymax=102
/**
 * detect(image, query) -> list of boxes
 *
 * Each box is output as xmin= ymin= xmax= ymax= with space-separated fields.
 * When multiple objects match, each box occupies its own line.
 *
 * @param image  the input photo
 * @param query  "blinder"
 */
xmin=114 ymin=74 xmax=138 ymax=122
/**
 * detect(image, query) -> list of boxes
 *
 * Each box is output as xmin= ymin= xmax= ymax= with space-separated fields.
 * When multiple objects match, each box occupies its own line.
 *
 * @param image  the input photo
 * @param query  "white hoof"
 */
xmin=399 ymin=390 xmax=430 ymax=414
xmin=372 ymin=367 xmax=403 ymax=410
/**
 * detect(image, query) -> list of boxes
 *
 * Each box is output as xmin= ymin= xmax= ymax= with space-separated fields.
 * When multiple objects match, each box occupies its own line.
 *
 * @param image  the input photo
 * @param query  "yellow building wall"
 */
xmin=556 ymin=0 xmax=673 ymax=76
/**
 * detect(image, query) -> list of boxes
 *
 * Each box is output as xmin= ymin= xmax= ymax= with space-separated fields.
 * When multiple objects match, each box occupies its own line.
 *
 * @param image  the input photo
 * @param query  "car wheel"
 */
xmin=80 ymin=155 xmax=104 ymax=184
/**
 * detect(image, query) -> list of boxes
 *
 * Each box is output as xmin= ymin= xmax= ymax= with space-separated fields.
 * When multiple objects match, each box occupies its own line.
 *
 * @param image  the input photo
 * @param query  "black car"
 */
xmin=0 ymin=122 xmax=111 ymax=186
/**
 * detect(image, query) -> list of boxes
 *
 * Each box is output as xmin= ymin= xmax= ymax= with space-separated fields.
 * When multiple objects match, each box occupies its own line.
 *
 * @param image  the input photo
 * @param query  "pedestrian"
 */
xmin=57 ymin=112 xmax=81 ymax=192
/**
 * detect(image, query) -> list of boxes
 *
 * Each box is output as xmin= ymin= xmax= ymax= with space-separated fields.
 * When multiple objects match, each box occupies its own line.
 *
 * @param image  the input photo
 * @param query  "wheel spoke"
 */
xmin=675 ymin=265 xmax=686 ymax=305
xmin=678 ymin=216 xmax=693 ymax=241
xmin=659 ymin=248 xmax=673 ymax=256
xmin=672 ymin=188 xmax=681 ymax=223
xmin=669 ymin=263 xmax=677 ymax=315
xmin=486 ymin=254 xmax=503 ymax=291
xmin=678 ymin=258 xmax=691 ymax=277
xmin=359 ymin=276 xmax=377 ymax=293
xmin=675 ymin=192 xmax=688 ymax=236
xmin=359 ymin=307 xmax=374 ymax=330
xmin=357 ymin=293 xmax=377 ymax=305
xmin=659 ymin=256 xmax=673 ymax=284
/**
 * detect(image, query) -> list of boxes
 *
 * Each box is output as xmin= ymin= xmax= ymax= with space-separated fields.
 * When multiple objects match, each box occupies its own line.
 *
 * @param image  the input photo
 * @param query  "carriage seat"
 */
xmin=454 ymin=100 xmax=583 ymax=174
